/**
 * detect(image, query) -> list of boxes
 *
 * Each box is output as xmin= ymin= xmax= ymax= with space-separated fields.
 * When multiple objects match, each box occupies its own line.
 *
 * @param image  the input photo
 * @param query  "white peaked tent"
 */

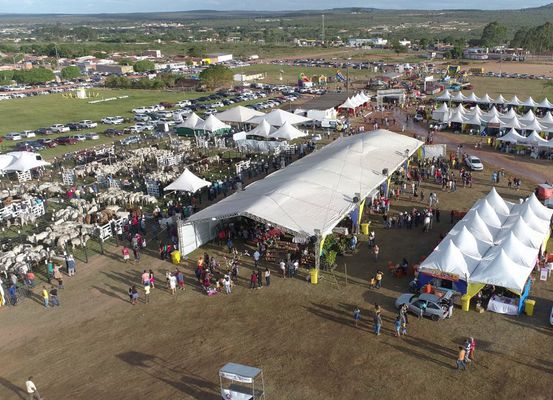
xmin=464 ymin=113 xmax=482 ymax=126
xmin=522 ymin=96 xmax=538 ymax=108
xmin=478 ymin=93 xmax=493 ymax=104
xmin=539 ymin=111 xmax=553 ymax=124
xmin=524 ymin=194 xmax=553 ymax=220
xmin=164 ymin=169 xmax=211 ymax=193
xmin=470 ymin=250 xmax=533 ymax=293
xmin=538 ymin=97 xmax=553 ymax=109
xmin=0 ymin=153 xmax=16 ymax=171
xmin=352 ymin=94 xmax=365 ymax=107
xmin=247 ymin=109 xmax=311 ymax=127
xmin=522 ymin=119 xmax=545 ymax=132
xmin=500 ymin=117 xmax=522 ymax=130
xmin=523 ymin=130 xmax=549 ymax=145
xmin=338 ymin=97 xmax=358 ymax=110
xmin=474 ymin=199 xmax=506 ymax=228
xmin=453 ymin=104 xmax=467 ymax=114
xmin=502 ymin=108 xmax=517 ymax=119
xmin=494 ymin=94 xmax=506 ymax=104
xmin=507 ymin=95 xmax=522 ymax=106
xmin=436 ymin=103 xmax=449 ymax=113
xmin=425 ymin=240 xmax=478 ymax=278
xmin=503 ymin=218 xmax=547 ymax=249
xmin=247 ymin=120 xmax=276 ymax=138
xmin=451 ymin=92 xmax=466 ymax=102
xmin=491 ymin=232 xmax=538 ymax=268
xmin=496 ymin=129 xmax=526 ymax=143
xmin=465 ymin=92 xmax=480 ymax=103
xmin=519 ymin=109 xmax=536 ymax=122
xmin=2 ymin=152 xmax=51 ymax=172
xmin=435 ymin=90 xmax=451 ymax=101
xmin=485 ymin=187 xmax=512 ymax=216
xmin=449 ymin=110 xmax=465 ymax=124
xmin=269 ymin=121 xmax=308 ymax=140
xmin=196 ymin=114 xmax=231 ymax=133
xmin=215 ymin=106 xmax=264 ymax=123
xmin=471 ymin=105 xmax=484 ymax=116
xmin=178 ymin=112 xmax=203 ymax=129
xmin=451 ymin=226 xmax=490 ymax=259
xmin=484 ymin=106 xmax=500 ymax=118
xmin=359 ymin=92 xmax=370 ymax=103
xmin=486 ymin=115 xmax=502 ymax=125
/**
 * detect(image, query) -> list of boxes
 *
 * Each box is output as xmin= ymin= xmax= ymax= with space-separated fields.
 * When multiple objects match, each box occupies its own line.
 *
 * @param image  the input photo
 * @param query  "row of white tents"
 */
xmin=436 ymin=90 xmax=553 ymax=109
xmin=0 ymin=152 xmax=51 ymax=173
xmin=420 ymin=188 xmax=553 ymax=294
xmin=338 ymin=92 xmax=371 ymax=110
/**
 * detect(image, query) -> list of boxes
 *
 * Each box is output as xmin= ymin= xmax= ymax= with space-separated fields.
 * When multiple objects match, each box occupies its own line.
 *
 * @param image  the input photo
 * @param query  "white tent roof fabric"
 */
xmin=215 ymin=106 xmax=264 ymax=123
xmin=178 ymin=112 xmax=203 ymax=129
xmin=269 ymin=122 xmax=308 ymax=140
xmin=247 ymin=120 xmax=276 ymax=138
xmin=0 ymin=151 xmax=51 ymax=172
xmin=420 ymin=188 xmax=553 ymax=293
xmin=441 ymin=93 xmax=553 ymax=109
xmin=164 ymin=169 xmax=211 ymax=193
xmin=188 ymin=130 xmax=422 ymax=237
xmin=247 ymin=109 xmax=311 ymax=127
xmin=196 ymin=114 xmax=230 ymax=132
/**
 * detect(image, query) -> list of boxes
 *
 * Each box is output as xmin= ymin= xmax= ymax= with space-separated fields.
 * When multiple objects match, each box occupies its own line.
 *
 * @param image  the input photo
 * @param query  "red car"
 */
xmin=56 ymin=136 xmax=78 ymax=145
xmin=37 ymin=138 xmax=58 ymax=148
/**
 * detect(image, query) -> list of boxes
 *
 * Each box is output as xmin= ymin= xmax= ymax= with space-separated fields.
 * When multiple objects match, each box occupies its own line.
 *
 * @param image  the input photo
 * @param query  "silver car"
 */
xmin=394 ymin=292 xmax=452 ymax=321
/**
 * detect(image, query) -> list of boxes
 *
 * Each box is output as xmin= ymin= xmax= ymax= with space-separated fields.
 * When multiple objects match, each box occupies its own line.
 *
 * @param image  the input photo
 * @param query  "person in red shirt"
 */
xmin=250 ymin=271 xmax=258 ymax=289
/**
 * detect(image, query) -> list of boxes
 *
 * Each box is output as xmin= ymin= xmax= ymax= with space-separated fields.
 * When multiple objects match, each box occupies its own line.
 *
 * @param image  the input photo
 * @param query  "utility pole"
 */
xmin=321 ymin=14 xmax=325 ymax=45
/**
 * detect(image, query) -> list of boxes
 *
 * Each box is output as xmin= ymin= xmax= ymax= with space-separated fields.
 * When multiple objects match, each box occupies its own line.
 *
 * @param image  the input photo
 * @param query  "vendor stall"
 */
xmin=219 ymin=363 xmax=265 ymax=400
xmin=487 ymin=295 xmax=519 ymax=315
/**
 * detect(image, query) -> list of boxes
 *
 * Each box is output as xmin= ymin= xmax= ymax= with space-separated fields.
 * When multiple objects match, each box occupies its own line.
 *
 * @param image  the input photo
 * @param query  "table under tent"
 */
xmin=418 ymin=188 xmax=552 ymax=315
xmin=219 ymin=363 xmax=265 ymax=400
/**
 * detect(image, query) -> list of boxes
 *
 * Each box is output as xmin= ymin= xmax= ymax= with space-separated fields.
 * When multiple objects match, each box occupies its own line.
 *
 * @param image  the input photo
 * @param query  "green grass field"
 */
xmin=465 ymin=76 xmax=553 ymax=100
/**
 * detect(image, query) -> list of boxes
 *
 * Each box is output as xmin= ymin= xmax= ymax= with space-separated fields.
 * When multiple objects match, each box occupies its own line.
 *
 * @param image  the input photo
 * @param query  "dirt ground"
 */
xmin=1 ymin=150 xmax=552 ymax=399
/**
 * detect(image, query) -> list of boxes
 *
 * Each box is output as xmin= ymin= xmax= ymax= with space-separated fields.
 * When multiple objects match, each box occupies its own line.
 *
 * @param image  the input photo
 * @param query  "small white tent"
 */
xmin=247 ymin=120 xmax=276 ymax=138
xmin=435 ymin=90 xmax=451 ymax=101
xmin=2 ymin=152 xmax=51 ymax=172
xmin=523 ymin=130 xmax=549 ymax=146
xmin=164 ymin=169 xmax=211 ymax=193
xmin=269 ymin=121 xmax=308 ymax=140
xmin=196 ymin=114 xmax=231 ymax=133
xmin=538 ymin=97 xmax=553 ymax=109
xmin=215 ymin=106 xmax=264 ymax=123
xmin=496 ymin=129 xmax=525 ymax=143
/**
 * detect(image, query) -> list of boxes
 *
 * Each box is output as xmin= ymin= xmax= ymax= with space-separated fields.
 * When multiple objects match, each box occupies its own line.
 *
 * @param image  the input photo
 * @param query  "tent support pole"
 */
xmin=314 ymin=229 xmax=321 ymax=270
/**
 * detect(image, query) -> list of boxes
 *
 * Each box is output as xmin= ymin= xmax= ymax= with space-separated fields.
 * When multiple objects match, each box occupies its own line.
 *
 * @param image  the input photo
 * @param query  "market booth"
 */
xmin=219 ymin=363 xmax=265 ymax=400
xmin=418 ymin=188 xmax=552 ymax=315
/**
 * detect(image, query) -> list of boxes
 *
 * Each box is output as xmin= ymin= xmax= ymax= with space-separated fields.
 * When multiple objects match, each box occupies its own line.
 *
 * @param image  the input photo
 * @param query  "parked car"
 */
xmin=465 ymin=155 xmax=484 ymax=171
xmin=79 ymin=120 xmax=98 ymax=129
xmin=85 ymin=132 xmax=100 ymax=140
xmin=70 ymin=134 xmax=87 ymax=142
xmin=134 ymin=114 xmax=151 ymax=122
xmin=124 ymin=126 xmax=140 ymax=134
xmin=56 ymin=136 xmax=78 ymax=145
xmin=4 ymin=132 xmax=22 ymax=141
xmin=16 ymin=141 xmax=44 ymax=151
xmin=104 ymin=128 xmax=124 ymax=136
xmin=35 ymin=127 xmax=53 ymax=135
xmin=101 ymin=116 xmax=125 ymax=125
xmin=119 ymin=135 xmax=141 ymax=146
xmin=67 ymin=123 xmax=83 ymax=131
xmin=395 ymin=292 xmax=452 ymax=321
xmin=20 ymin=130 xmax=36 ymax=138
xmin=50 ymin=124 xmax=70 ymax=133
xmin=414 ymin=113 xmax=424 ymax=122
xmin=176 ymin=100 xmax=191 ymax=107
xmin=36 ymin=138 xmax=57 ymax=148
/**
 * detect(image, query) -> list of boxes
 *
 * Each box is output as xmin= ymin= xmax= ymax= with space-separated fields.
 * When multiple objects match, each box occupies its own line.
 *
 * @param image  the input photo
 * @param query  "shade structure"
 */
xmin=425 ymin=239 xmax=479 ymax=278
xmin=435 ymin=103 xmax=449 ymax=113
xmin=0 ymin=153 xmax=16 ymax=171
xmin=502 ymin=108 xmax=517 ymax=119
xmin=269 ymin=121 xmax=308 ymax=140
xmin=494 ymin=94 xmax=506 ymax=104
xmin=538 ymin=97 xmax=553 ymax=109
xmin=337 ymin=97 xmax=358 ymax=110
xmin=451 ymin=92 xmax=466 ymax=102
xmin=1 ymin=151 xmax=51 ymax=172
xmin=451 ymin=226 xmax=490 ymax=259
xmin=435 ymin=89 xmax=451 ymax=101
xmin=448 ymin=110 xmax=465 ymax=124
xmin=496 ymin=128 xmax=525 ymax=143
xmin=247 ymin=120 xmax=276 ymax=138
xmin=500 ymin=117 xmax=522 ymax=130
xmin=507 ymin=95 xmax=522 ymax=106
xmin=188 ymin=129 xmax=423 ymax=238
xmin=519 ymin=109 xmax=536 ymax=122
xmin=522 ymin=96 xmax=538 ymax=108
xmin=215 ymin=105 xmax=264 ymax=123
xmin=540 ymin=111 xmax=553 ymax=124
xmin=196 ymin=114 xmax=231 ymax=134
xmin=485 ymin=115 xmax=502 ymax=125
xmin=484 ymin=105 xmax=500 ymax=118
xmin=523 ymin=130 xmax=549 ymax=145
xmin=247 ymin=109 xmax=311 ymax=127
xmin=452 ymin=104 xmax=467 ymax=114
xmin=178 ymin=112 xmax=203 ymax=129
xmin=464 ymin=113 xmax=482 ymax=126
xmin=485 ymin=187 xmax=512 ymax=216
xmin=522 ymin=119 xmax=545 ymax=132
xmin=164 ymin=168 xmax=211 ymax=193
xmin=478 ymin=93 xmax=493 ymax=104
xmin=465 ymin=92 xmax=480 ymax=103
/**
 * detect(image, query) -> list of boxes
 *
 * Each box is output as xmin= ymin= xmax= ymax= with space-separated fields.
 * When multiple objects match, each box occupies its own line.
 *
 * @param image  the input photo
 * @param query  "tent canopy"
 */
xmin=247 ymin=119 xmax=276 ymax=138
xmin=1 ymin=151 xmax=51 ymax=172
xmin=177 ymin=112 xmax=203 ymax=130
xmin=188 ymin=130 xmax=422 ymax=238
xmin=215 ymin=106 xmax=264 ymax=123
xmin=196 ymin=114 xmax=231 ymax=133
xmin=269 ymin=121 xmax=308 ymax=140
xmin=247 ymin=109 xmax=311 ymax=127
xmin=164 ymin=169 xmax=211 ymax=193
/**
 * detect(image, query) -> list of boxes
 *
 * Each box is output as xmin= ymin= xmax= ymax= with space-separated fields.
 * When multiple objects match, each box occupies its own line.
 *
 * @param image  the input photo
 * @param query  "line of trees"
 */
xmin=0 ymin=67 xmax=55 ymax=85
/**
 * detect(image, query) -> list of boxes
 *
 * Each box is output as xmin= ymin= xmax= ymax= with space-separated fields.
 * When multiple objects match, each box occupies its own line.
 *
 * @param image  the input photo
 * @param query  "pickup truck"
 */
xmin=79 ymin=120 xmax=98 ymax=129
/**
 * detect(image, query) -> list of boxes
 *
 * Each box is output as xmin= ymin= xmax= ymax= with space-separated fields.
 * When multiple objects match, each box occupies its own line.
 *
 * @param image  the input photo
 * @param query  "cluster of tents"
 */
xmin=435 ymin=90 xmax=553 ymax=110
xmin=176 ymin=106 xmax=311 ymax=141
xmin=338 ymin=92 xmax=371 ymax=112
xmin=0 ymin=152 xmax=51 ymax=173
xmin=419 ymin=188 xmax=553 ymax=303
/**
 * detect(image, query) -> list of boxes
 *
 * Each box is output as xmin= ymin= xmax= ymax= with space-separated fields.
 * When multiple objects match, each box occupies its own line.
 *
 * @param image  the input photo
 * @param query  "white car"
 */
xmin=465 ymin=155 xmax=484 ymax=171
xmin=50 ymin=124 xmax=70 ymax=133
xmin=177 ymin=100 xmax=191 ymax=107
xmin=134 ymin=114 xmax=151 ymax=122
xmin=132 ymin=107 xmax=148 ymax=114
xmin=79 ymin=120 xmax=98 ymax=129
xmin=135 ymin=122 xmax=154 ymax=131
xmin=101 ymin=116 xmax=125 ymax=125
xmin=71 ymin=134 xmax=87 ymax=142
xmin=4 ymin=132 xmax=22 ymax=141
xmin=21 ymin=130 xmax=36 ymax=138
xmin=85 ymin=132 xmax=100 ymax=140
xmin=156 ymin=110 xmax=173 ymax=119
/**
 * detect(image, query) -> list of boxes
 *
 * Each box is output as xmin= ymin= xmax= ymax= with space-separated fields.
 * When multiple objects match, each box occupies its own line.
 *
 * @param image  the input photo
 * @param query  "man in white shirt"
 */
xmin=26 ymin=376 xmax=42 ymax=400
xmin=253 ymin=250 xmax=260 ymax=267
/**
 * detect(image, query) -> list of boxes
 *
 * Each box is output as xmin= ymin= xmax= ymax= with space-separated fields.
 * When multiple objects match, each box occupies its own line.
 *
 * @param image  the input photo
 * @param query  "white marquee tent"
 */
xmin=247 ymin=120 xmax=276 ymax=138
xmin=269 ymin=121 xmax=308 ymax=140
xmin=215 ymin=106 xmax=264 ymax=124
xmin=164 ymin=168 xmax=211 ymax=193
xmin=0 ymin=151 xmax=51 ymax=172
xmin=247 ymin=109 xmax=311 ymax=127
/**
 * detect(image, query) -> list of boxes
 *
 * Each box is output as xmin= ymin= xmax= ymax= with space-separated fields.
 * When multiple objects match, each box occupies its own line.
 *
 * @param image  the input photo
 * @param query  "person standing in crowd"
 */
xmin=149 ymin=269 xmax=155 ymax=289
xmin=41 ymin=286 xmax=49 ymax=309
xmin=353 ymin=306 xmax=361 ymax=328
xmin=256 ymin=269 xmax=263 ymax=288
xmin=176 ymin=269 xmax=185 ymax=291
xmin=373 ymin=244 xmax=380 ymax=261
xmin=253 ymin=249 xmax=260 ymax=268
xmin=66 ymin=254 xmax=76 ymax=276
xmin=141 ymin=270 xmax=150 ymax=286
xmin=373 ymin=308 xmax=382 ymax=336
xmin=468 ymin=337 xmax=476 ymax=361
xmin=250 ymin=271 xmax=257 ymax=289
xmin=49 ymin=286 xmax=60 ymax=307
xmin=129 ymin=285 xmax=138 ymax=305
xmin=375 ymin=270 xmax=383 ymax=289
xmin=456 ymin=346 xmax=467 ymax=371
xmin=280 ymin=259 xmax=286 ymax=278
xmin=419 ymin=300 xmax=427 ymax=319
xmin=25 ymin=376 xmax=42 ymax=400
xmin=264 ymin=268 xmax=271 ymax=287
xmin=169 ymin=273 xmax=177 ymax=295
xmin=144 ymin=284 xmax=151 ymax=304
xmin=122 ymin=246 xmax=130 ymax=263
xmin=223 ymin=275 xmax=232 ymax=294
xmin=394 ymin=316 xmax=402 ymax=337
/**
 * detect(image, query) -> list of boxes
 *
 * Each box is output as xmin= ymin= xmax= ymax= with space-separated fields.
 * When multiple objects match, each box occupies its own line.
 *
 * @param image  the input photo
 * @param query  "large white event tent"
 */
xmin=196 ymin=114 xmax=231 ymax=133
xmin=247 ymin=120 xmax=276 ymax=138
xmin=496 ymin=129 xmax=526 ymax=143
xmin=0 ymin=151 xmax=51 ymax=172
xmin=419 ymin=189 xmax=553 ymax=308
xmin=435 ymin=90 xmax=553 ymax=110
xmin=215 ymin=106 xmax=264 ymax=124
xmin=177 ymin=112 xmax=204 ymax=130
xmin=269 ymin=121 xmax=308 ymax=140
xmin=164 ymin=168 xmax=211 ymax=193
xmin=247 ymin=109 xmax=311 ymax=127
xmin=184 ymin=130 xmax=422 ymax=258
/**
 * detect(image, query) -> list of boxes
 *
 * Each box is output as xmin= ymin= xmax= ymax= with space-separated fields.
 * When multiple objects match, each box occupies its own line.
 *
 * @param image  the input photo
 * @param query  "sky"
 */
xmin=0 ymin=0 xmax=550 ymax=14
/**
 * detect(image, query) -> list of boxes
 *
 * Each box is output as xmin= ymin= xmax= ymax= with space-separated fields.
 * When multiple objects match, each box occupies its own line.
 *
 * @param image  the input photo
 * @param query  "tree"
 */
xmin=12 ymin=68 xmax=55 ymax=84
xmin=187 ymin=46 xmax=204 ymax=58
xmin=61 ymin=66 xmax=82 ymax=80
xmin=480 ymin=21 xmax=508 ymax=47
xmin=390 ymin=40 xmax=406 ymax=54
xmin=133 ymin=60 xmax=155 ymax=72
xmin=199 ymin=64 xmax=233 ymax=89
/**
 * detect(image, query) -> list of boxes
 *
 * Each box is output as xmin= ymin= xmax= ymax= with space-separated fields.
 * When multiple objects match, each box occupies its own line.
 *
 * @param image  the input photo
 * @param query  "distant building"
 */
xmin=347 ymin=38 xmax=388 ymax=47
xmin=398 ymin=39 xmax=412 ymax=48
xmin=463 ymin=48 xmax=489 ymax=60
xmin=204 ymin=53 xmax=233 ymax=64
xmin=144 ymin=50 xmax=162 ymax=58
xmin=96 ymin=64 xmax=134 ymax=75
xmin=233 ymin=73 xmax=265 ymax=83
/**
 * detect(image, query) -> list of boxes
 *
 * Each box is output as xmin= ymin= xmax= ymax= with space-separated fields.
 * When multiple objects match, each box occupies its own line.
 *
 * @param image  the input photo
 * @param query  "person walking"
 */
xmin=468 ymin=337 xmax=476 ymax=361
xmin=223 ymin=275 xmax=232 ymax=294
xmin=129 ymin=285 xmax=138 ymax=305
xmin=169 ymin=273 xmax=177 ymax=295
xmin=49 ymin=286 xmax=60 ymax=307
xmin=279 ymin=260 xmax=286 ymax=278
xmin=149 ymin=269 xmax=155 ymax=289
xmin=122 ymin=246 xmax=130 ymax=263
xmin=41 ymin=286 xmax=49 ymax=309
xmin=375 ymin=270 xmax=383 ymax=289
xmin=353 ymin=306 xmax=361 ymax=328
xmin=456 ymin=346 xmax=467 ymax=371
xmin=66 ymin=254 xmax=76 ymax=276
xmin=176 ymin=270 xmax=185 ymax=291
xmin=419 ymin=300 xmax=427 ymax=319
xmin=373 ymin=310 xmax=382 ymax=336
xmin=25 ymin=376 xmax=42 ymax=400
xmin=264 ymin=268 xmax=271 ymax=287
xmin=144 ymin=284 xmax=151 ymax=304
xmin=141 ymin=270 xmax=150 ymax=286
xmin=394 ymin=316 xmax=401 ymax=337
xmin=250 ymin=271 xmax=257 ymax=289
xmin=373 ymin=244 xmax=380 ymax=261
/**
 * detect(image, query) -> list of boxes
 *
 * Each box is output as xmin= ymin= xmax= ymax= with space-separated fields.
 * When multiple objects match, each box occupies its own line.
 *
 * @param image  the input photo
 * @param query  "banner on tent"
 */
xmin=422 ymin=269 xmax=460 ymax=282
